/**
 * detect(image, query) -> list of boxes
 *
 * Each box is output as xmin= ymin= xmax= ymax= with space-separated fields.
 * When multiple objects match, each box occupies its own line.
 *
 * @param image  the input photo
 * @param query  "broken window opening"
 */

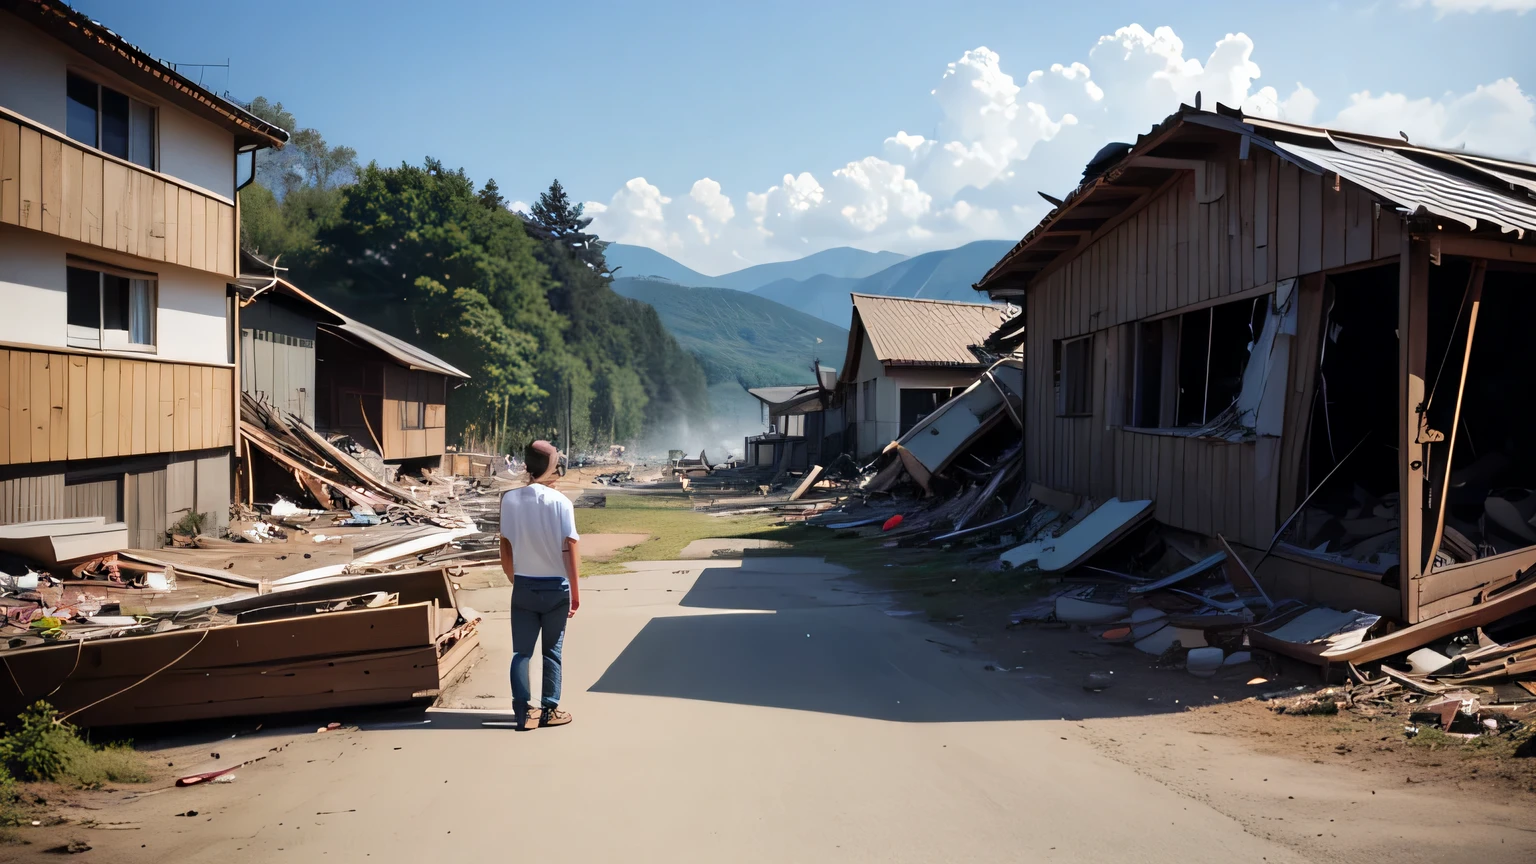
xmin=1054 ymin=335 xmax=1092 ymax=417
xmin=1285 ymin=265 xmax=1401 ymax=576
xmin=1130 ymin=298 xmax=1264 ymax=429
xmin=1422 ymin=260 xmax=1536 ymax=569
xmin=899 ymin=388 xmax=951 ymax=436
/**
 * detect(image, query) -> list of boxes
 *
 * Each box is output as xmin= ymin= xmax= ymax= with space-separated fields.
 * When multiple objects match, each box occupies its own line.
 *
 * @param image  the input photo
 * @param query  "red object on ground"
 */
xmin=882 ymin=515 xmax=904 ymax=532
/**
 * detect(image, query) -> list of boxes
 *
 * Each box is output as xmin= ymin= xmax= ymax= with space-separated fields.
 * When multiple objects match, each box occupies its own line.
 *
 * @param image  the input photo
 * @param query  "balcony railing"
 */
xmin=0 ymin=107 xmax=235 ymax=278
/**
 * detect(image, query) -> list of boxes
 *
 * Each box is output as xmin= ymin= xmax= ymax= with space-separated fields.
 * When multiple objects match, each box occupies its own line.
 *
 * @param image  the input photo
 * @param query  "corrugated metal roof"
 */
xmin=330 ymin=318 xmax=469 ymax=379
xmin=235 ymin=269 xmax=469 ymax=379
xmin=851 ymin=294 xmax=1002 ymax=367
xmin=1274 ymin=136 xmax=1536 ymax=238
xmin=975 ymin=105 xmax=1536 ymax=298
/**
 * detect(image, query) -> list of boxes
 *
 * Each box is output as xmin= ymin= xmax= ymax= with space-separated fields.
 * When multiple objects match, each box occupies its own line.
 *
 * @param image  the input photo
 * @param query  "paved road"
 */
xmin=64 ymin=557 xmax=1532 ymax=863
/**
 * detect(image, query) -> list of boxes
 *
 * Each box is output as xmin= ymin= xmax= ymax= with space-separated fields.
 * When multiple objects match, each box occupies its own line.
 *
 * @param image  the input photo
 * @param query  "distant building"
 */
xmin=837 ymin=294 xmax=1005 ymax=460
xmin=0 ymin=0 xmax=287 ymax=547
xmin=235 ymin=253 xmax=469 ymax=471
xmin=745 ymin=367 xmax=837 ymax=472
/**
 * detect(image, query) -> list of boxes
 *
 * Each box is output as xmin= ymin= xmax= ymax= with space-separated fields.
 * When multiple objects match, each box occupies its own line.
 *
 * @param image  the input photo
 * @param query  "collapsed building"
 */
xmin=972 ymin=103 xmax=1536 ymax=626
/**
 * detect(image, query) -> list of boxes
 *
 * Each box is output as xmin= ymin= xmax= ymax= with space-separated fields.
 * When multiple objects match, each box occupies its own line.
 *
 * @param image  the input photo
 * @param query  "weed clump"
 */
xmin=0 ymin=702 xmax=150 ymax=790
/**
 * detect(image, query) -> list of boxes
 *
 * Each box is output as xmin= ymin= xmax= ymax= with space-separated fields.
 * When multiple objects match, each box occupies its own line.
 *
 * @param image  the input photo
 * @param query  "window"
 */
xmin=400 ymin=400 xmax=425 ymax=430
xmin=66 ymin=263 xmax=156 ymax=351
xmin=1054 ymin=336 xmax=1092 ymax=416
xmin=1130 ymin=298 xmax=1266 ymax=429
xmin=861 ymin=380 xmax=876 ymax=422
xmin=899 ymin=388 xmax=951 ymax=435
xmin=65 ymin=73 xmax=156 ymax=169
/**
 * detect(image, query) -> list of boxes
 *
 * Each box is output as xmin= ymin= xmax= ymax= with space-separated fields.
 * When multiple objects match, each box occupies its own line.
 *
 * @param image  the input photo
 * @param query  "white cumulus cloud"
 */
xmin=588 ymin=25 xmax=1535 ymax=275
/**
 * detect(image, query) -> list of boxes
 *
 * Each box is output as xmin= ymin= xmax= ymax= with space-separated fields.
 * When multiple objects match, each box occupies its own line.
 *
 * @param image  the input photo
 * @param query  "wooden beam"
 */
xmin=1400 ymin=238 xmax=1430 ymax=624
xmin=1430 ymin=234 xmax=1536 ymax=266
xmin=1424 ymin=260 xmax=1486 ymax=575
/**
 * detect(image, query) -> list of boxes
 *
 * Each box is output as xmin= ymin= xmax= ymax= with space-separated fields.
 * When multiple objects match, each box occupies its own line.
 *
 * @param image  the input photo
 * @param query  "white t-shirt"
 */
xmin=499 ymin=483 xmax=580 ymax=581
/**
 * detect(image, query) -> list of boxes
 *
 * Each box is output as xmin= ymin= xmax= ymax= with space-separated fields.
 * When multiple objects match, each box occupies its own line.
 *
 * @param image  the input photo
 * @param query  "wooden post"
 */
xmin=1424 ymin=259 xmax=1487 ymax=575
xmin=1399 ymin=237 xmax=1430 ymax=624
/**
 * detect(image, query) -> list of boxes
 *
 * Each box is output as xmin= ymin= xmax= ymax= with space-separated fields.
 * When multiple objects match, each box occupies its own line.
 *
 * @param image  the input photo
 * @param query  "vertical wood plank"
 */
xmin=101 ymin=359 xmax=120 ymax=459
xmin=1322 ymin=180 xmax=1347 ymax=270
xmin=163 ymin=182 xmax=179 ymax=263
xmin=40 ymin=134 xmax=62 ymax=235
xmin=188 ymin=365 xmax=205 ymax=450
xmin=18 ymin=126 xmax=42 ymax=231
xmin=215 ymin=368 xmax=233 ymax=448
xmin=174 ymin=364 xmax=191 ymax=451
xmin=1276 ymin=161 xmax=1300 ymax=280
xmin=144 ymin=360 xmax=161 ymax=453
xmin=60 ymin=144 xmax=83 ymax=241
xmin=66 ymin=352 xmax=86 ymax=458
xmin=190 ymin=194 xmax=207 ymax=270
xmin=204 ymin=197 xmax=220 ymax=273
xmin=201 ymin=366 xmax=215 ymax=447
xmin=48 ymin=353 xmax=66 ymax=461
xmin=81 ymin=152 xmax=103 ymax=247
xmin=85 ymin=356 xmax=103 ymax=459
xmin=127 ymin=169 xmax=147 ymax=257
xmin=1239 ymin=156 xmax=1256 ymax=291
xmin=177 ymin=188 xmax=194 ymax=268
xmin=148 ymin=178 xmax=166 ymax=262
xmin=1253 ymin=153 xmax=1270 ymax=288
xmin=159 ymin=365 xmax=174 ymax=451
xmin=0 ymin=352 xmax=9 ymax=464
xmin=117 ymin=359 xmax=134 ymax=455
xmin=1298 ymin=170 xmax=1323 ymax=274
xmin=102 ymin=160 xmax=126 ymax=253
xmin=131 ymin=361 xmax=147 ymax=454
xmin=0 ymin=120 xmax=20 ymax=224
xmin=218 ymin=203 xmax=235 ymax=276
xmin=29 ymin=352 xmax=50 ymax=460
xmin=1346 ymin=188 xmax=1374 ymax=263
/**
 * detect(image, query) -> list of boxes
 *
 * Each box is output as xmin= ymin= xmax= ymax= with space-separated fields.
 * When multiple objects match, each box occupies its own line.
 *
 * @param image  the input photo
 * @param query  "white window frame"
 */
xmin=66 ymin=258 xmax=158 ymax=353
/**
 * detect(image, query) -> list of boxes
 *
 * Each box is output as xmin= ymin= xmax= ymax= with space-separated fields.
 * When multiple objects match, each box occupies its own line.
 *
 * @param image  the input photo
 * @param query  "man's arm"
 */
xmin=563 ymin=536 xmax=581 ymax=617
xmin=499 ymin=535 xmax=515 ymax=580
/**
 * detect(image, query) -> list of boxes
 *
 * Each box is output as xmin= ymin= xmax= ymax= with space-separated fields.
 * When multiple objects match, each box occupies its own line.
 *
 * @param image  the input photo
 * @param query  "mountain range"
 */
xmin=610 ymin=277 xmax=847 ymax=390
xmin=604 ymin=240 xmax=1012 ymax=328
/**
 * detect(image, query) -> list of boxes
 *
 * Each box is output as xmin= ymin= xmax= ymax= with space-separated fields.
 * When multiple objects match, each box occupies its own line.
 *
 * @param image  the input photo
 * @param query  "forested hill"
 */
xmin=612 ymin=277 xmax=848 ymax=390
xmin=236 ymin=97 xmax=708 ymax=453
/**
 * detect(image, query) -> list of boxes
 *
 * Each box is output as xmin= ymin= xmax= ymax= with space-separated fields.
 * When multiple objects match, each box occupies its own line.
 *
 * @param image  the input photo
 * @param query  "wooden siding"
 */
xmin=0 ymin=450 xmax=229 ymax=545
xmin=0 ymin=114 xmax=235 ymax=278
xmin=240 ymin=298 xmax=318 ymax=427
xmin=1022 ymin=151 xmax=1399 ymax=548
xmin=0 ymin=473 xmax=120 ymax=525
xmin=380 ymin=366 xmax=448 ymax=462
xmin=0 ymin=348 xmax=234 ymax=467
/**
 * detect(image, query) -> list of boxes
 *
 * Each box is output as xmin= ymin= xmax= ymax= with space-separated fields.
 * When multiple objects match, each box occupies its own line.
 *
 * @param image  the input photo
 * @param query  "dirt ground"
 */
xmin=840 ymin=560 xmax=1536 ymax=806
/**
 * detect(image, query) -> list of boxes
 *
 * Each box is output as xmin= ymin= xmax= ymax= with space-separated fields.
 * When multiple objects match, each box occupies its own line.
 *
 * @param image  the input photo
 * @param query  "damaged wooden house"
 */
xmin=235 ymin=251 xmax=470 ymax=498
xmin=838 ymin=294 xmax=1005 ymax=460
xmin=0 ymin=0 xmax=288 ymax=556
xmin=975 ymin=102 xmax=1536 ymax=625
xmin=744 ymin=366 xmax=837 ymax=472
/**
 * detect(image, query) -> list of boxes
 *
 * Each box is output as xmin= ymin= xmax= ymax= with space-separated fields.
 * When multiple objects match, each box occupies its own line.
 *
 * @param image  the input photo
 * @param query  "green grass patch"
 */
xmin=575 ymin=492 xmax=785 ymax=575
xmin=0 ymin=703 xmax=151 ymax=798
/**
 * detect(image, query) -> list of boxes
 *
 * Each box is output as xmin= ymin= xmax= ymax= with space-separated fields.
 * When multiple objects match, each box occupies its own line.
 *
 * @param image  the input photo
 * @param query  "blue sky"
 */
xmin=77 ymin=0 xmax=1536 ymax=273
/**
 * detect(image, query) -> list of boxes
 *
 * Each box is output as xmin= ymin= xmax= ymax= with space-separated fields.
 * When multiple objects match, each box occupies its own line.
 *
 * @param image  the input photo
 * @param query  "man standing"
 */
xmin=499 ymin=440 xmax=581 ymax=730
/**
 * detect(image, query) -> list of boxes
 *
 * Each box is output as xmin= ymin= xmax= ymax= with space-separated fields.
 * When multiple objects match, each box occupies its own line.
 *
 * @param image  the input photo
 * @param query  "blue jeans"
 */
xmin=510 ymin=576 xmax=570 ymax=711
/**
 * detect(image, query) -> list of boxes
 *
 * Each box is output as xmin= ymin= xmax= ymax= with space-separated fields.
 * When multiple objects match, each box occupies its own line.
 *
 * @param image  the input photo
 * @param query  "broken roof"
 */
xmin=2 ymin=0 xmax=289 ymax=150
xmin=845 ymin=294 xmax=1003 ymax=372
xmin=235 ymin=256 xmax=469 ymax=380
xmin=976 ymin=104 xmax=1536 ymax=297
